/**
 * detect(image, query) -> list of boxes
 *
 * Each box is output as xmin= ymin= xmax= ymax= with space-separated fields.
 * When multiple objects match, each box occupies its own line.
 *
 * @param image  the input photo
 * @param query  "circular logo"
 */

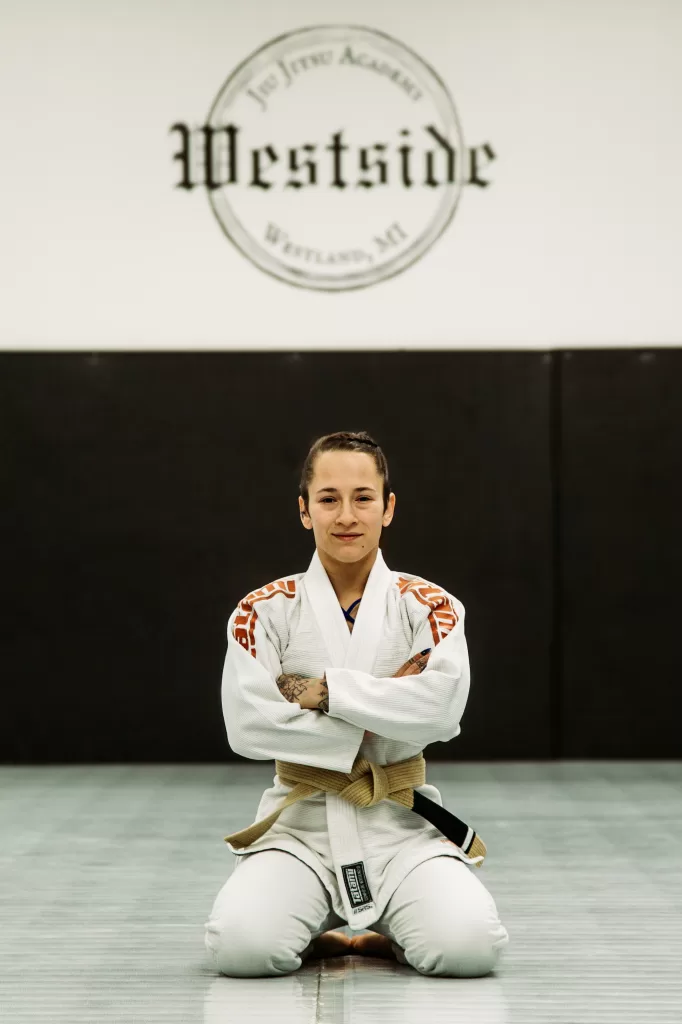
xmin=205 ymin=25 xmax=464 ymax=291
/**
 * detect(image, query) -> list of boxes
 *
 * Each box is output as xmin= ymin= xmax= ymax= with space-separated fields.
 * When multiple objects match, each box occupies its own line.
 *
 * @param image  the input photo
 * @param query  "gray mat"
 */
xmin=1 ymin=762 xmax=681 ymax=1023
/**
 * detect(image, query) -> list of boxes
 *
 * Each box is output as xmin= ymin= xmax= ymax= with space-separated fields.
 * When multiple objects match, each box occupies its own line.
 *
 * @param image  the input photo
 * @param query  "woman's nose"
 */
xmin=337 ymin=503 xmax=357 ymax=521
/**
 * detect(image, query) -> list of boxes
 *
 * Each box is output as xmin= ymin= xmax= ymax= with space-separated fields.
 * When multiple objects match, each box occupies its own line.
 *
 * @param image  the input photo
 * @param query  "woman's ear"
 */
xmin=299 ymin=496 xmax=313 ymax=530
xmin=382 ymin=492 xmax=396 ymax=527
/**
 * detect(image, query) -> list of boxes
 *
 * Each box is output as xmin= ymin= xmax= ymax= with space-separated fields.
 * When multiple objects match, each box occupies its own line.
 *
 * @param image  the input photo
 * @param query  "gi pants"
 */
xmin=204 ymin=849 xmax=509 ymax=978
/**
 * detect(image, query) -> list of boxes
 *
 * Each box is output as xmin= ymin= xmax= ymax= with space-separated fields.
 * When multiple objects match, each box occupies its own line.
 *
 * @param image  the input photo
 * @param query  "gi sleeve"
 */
xmin=221 ymin=607 xmax=365 ymax=772
xmin=323 ymin=603 xmax=470 ymax=747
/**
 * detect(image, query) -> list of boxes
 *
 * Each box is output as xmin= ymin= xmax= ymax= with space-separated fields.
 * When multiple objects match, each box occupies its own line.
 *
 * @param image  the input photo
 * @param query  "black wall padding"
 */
xmin=559 ymin=350 xmax=682 ymax=758
xmin=0 ymin=353 xmax=552 ymax=763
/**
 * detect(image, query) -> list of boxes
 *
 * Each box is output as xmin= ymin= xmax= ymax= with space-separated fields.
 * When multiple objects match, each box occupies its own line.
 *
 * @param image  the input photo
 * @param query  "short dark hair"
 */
xmin=300 ymin=431 xmax=391 ymax=511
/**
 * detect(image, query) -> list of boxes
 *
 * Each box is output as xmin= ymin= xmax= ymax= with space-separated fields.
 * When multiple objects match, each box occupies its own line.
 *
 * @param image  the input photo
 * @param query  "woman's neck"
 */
xmin=318 ymin=546 xmax=379 ymax=601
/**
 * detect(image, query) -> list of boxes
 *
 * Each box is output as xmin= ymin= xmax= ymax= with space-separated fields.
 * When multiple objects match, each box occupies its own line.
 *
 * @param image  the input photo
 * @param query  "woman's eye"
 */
xmin=319 ymin=495 xmax=372 ymax=504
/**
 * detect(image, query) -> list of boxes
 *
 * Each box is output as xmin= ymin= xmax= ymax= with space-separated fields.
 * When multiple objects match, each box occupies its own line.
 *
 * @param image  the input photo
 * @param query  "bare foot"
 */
xmin=349 ymin=932 xmax=398 ymax=960
xmin=309 ymin=930 xmax=353 ymax=958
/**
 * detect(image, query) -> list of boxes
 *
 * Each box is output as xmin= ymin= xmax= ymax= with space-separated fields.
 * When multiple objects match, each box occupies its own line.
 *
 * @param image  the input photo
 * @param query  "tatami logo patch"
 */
xmin=342 ymin=861 xmax=373 ymax=909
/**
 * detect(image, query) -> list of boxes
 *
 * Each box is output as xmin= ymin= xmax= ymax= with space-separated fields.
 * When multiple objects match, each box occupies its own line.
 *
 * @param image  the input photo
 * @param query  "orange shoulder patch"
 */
xmin=233 ymin=578 xmax=297 ymax=658
xmin=397 ymin=576 xmax=459 ymax=645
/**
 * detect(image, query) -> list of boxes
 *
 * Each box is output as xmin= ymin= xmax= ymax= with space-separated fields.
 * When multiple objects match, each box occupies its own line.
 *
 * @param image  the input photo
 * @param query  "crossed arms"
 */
xmin=276 ymin=648 xmax=431 ymax=713
xmin=224 ymin=603 xmax=468 ymax=763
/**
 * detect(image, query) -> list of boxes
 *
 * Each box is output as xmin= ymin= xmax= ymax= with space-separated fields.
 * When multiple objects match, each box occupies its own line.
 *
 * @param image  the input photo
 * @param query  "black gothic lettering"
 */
xmin=468 ymin=143 xmax=496 ymax=187
xmin=286 ymin=144 xmax=318 ymax=188
xmin=326 ymin=131 xmax=348 ymax=189
xmin=250 ymin=144 xmax=278 ymax=189
xmin=398 ymin=129 xmax=413 ymax=187
xmin=170 ymin=123 xmax=193 ymax=190
xmin=424 ymin=124 xmax=456 ymax=186
xmin=357 ymin=144 xmax=388 ymax=187
xmin=201 ymin=125 xmax=239 ymax=190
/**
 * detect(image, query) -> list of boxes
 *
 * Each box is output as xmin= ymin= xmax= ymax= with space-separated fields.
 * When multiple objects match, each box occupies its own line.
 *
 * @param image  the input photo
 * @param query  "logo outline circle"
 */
xmin=206 ymin=24 xmax=466 ymax=292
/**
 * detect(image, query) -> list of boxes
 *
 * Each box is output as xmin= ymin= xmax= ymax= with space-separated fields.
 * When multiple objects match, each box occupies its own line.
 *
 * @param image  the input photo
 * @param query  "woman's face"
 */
xmin=299 ymin=450 xmax=395 ymax=566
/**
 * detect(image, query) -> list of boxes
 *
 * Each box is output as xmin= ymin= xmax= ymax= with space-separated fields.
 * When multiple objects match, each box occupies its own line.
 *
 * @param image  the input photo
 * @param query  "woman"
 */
xmin=205 ymin=431 xmax=509 ymax=977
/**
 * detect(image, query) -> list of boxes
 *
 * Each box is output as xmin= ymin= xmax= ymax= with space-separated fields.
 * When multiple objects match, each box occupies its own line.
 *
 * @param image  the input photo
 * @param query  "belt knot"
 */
xmin=224 ymin=753 xmax=424 ymax=851
xmin=340 ymin=758 xmax=390 ymax=807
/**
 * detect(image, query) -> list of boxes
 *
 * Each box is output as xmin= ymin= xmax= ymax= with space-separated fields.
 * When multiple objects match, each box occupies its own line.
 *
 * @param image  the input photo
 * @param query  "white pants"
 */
xmin=205 ymin=850 xmax=509 ymax=978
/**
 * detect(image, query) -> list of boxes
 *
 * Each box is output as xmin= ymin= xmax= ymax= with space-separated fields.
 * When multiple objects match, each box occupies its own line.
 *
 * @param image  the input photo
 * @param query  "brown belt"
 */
xmin=224 ymin=752 xmax=486 ymax=866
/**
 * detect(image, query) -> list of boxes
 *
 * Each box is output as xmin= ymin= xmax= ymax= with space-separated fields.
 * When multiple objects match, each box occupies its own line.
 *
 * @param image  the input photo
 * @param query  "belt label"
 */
xmin=341 ymin=861 xmax=373 ymax=909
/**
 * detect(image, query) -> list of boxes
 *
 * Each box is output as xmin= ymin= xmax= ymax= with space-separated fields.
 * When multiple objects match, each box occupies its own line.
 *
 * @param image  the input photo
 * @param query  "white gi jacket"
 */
xmin=221 ymin=547 xmax=479 ymax=930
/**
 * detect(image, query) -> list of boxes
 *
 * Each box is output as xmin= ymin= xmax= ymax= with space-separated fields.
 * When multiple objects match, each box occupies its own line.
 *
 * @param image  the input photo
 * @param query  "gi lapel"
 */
xmin=303 ymin=547 xmax=392 ymax=672
xmin=303 ymin=550 xmax=351 ymax=668
xmin=344 ymin=549 xmax=392 ymax=674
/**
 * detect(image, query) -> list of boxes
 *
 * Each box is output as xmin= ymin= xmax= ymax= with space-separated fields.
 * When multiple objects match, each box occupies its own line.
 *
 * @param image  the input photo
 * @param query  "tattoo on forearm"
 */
xmin=276 ymin=674 xmax=310 ymax=703
xmin=318 ymin=679 xmax=329 ymax=714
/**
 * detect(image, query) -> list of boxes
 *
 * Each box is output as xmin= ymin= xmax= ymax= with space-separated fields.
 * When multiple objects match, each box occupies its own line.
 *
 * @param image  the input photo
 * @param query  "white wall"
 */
xmin=0 ymin=0 xmax=680 ymax=349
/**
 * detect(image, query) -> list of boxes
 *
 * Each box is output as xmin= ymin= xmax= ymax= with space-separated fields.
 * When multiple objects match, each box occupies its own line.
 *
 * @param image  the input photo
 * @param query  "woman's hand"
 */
xmin=394 ymin=648 xmax=432 ymax=677
xmin=277 ymin=674 xmax=329 ymax=712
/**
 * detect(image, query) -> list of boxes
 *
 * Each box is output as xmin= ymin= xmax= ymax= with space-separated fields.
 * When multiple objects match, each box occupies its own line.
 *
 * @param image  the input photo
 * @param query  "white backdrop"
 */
xmin=0 ymin=0 xmax=680 ymax=349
